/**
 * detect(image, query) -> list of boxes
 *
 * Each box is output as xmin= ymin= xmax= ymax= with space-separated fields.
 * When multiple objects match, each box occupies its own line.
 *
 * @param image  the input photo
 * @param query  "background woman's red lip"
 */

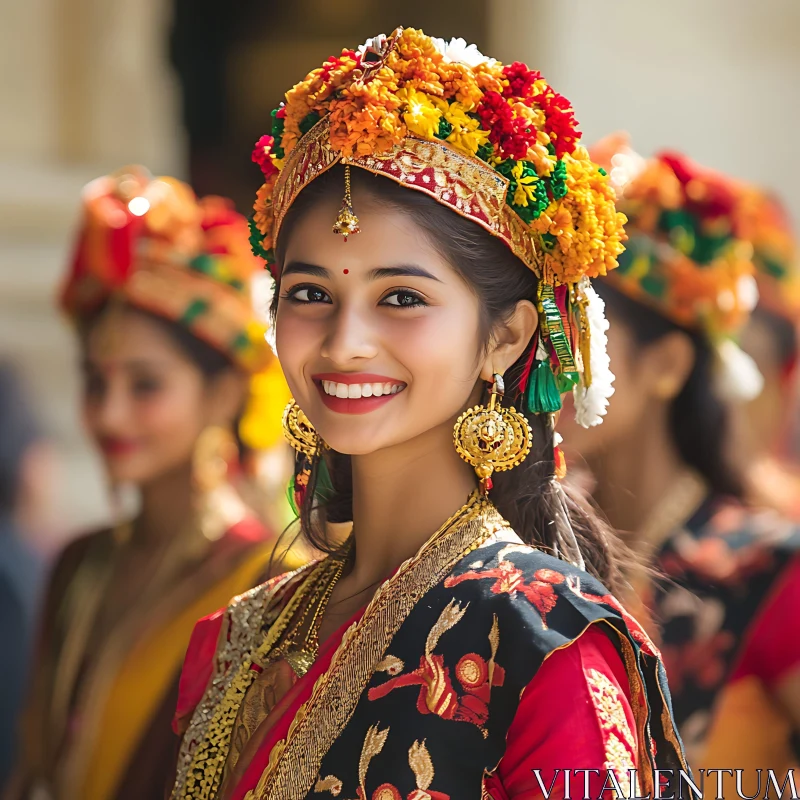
xmin=312 ymin=373 xmax=405 ymax=385
xmin=100 ymin=439 xmax=140 ymax=456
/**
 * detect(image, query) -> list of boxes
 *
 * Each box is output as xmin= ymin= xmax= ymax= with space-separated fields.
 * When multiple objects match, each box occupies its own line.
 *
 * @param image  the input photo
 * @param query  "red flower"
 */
xmin=476 ymin=91 xmax=537 ymax=160
xmin=251 ymin=135 xmax=277 ymax=178
xmin=658 ymin=151 xmax=739 ymax=221
xmin=502 ymin=61 xmax=542 ymax=99
xmin=537 ymin=85 xmax=580 ymax=159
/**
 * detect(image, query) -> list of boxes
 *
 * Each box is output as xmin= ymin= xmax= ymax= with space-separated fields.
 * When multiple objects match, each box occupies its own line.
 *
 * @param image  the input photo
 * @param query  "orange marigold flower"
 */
xmin=473 ymin=62 xmax=507 ymax=95
xmin=396 ymin=28 xmax=441 ymax=62
xmin=253 ymin=176 xmax=278 ymax=238
xmin=440 ymin=62 xmax=483 ymax=110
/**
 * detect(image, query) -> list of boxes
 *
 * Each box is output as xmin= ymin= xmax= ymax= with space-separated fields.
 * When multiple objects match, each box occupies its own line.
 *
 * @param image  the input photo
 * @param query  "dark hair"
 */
xmin=273 ymin=165 xmax=629 ymax=594
xmin=595 ymin=281 xmax=743 ymax=498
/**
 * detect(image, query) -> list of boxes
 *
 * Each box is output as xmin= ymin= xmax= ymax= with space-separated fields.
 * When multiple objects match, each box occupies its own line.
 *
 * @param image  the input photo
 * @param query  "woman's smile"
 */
xmin=313 ymin=372 xmax=407 ymax=415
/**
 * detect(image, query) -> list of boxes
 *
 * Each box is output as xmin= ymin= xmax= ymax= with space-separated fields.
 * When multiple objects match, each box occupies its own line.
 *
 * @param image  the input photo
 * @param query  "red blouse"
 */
xmin=175 ymin=613 xmax=638 ymax=800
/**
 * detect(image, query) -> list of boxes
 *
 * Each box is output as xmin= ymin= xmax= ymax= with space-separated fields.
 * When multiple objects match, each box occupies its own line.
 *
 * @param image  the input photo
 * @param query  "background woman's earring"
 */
xmin=453 ymin=374 xmax=533 ymax=495
xmin=282 ymin=400 xmax=325 ymax=513
xmin=192 ymin=425 xmax=240 ymax=541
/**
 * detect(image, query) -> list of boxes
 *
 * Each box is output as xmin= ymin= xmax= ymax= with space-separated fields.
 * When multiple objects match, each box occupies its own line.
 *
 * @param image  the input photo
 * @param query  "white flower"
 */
xmin=431 ymin=37 xmax=496 ymax=68
xmin=714 ymin=339 xmax=763 ymax=402
xmin=572 ymin=279 xmax=616 ymax=428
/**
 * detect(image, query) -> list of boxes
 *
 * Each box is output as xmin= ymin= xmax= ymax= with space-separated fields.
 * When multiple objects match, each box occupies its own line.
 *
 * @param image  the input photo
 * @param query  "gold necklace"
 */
xmin=282 ymin=554 xmax=347 ymax=677
xmin=173 ymin=491 xmax=485 ymax=800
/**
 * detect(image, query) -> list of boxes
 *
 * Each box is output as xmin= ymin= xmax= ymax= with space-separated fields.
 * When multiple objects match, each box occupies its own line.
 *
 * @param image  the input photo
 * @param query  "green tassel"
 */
xmin=526 ymin=359 xmax=562 ymax=414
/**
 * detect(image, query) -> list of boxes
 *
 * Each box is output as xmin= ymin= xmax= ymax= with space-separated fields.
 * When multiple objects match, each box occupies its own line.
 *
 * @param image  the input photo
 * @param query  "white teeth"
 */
xmin=320 ymin=380 xmax=405 ymax=398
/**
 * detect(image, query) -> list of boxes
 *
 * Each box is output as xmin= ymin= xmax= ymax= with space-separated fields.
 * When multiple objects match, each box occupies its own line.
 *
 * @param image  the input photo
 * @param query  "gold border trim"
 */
xmin=249 ymin=495 xmax=510 ymax=799
xmin=271 ymin=118 xmax=541 ymax=276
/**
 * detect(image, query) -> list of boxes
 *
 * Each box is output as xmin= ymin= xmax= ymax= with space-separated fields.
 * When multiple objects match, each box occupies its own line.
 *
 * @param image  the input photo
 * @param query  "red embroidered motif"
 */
xmin=368 ymin=652 xmax=505 ymax=729
xmin=444 ymin=561 xmax=565 ymax=628
xmin=566 ymin=576 xmax=661 ymax=658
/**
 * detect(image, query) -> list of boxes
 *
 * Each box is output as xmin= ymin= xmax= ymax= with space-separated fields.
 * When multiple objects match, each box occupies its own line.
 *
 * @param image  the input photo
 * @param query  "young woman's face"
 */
xmin=82 ymin=307 xmax=215 ymax=485
xmin=275 ymin=188 xmax=486 ymax=457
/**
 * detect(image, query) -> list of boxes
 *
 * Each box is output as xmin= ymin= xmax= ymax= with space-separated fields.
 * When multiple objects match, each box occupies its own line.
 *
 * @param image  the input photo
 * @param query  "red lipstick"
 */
xmin=312 ymin=373 xmax=406 ymax=415
xmin=99 ymin=437 xmax=141 ymax=457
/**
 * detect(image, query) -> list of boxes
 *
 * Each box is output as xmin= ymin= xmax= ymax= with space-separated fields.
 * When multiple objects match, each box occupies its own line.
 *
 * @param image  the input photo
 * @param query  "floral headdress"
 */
xmin=61 ymin=165 xmax=290 ymax=448
xmin=737 ymin=187 xmax=800 ymax=324
xmin=249 ymin=28 xmax=627 ymax=428
xmin=590 ymin=133 xmax=764 ymax=400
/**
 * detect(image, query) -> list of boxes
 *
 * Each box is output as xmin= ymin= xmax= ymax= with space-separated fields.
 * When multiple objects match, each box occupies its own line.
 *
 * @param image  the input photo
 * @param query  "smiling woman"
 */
xmin=170 ymin=28 xmax=696 ymax=800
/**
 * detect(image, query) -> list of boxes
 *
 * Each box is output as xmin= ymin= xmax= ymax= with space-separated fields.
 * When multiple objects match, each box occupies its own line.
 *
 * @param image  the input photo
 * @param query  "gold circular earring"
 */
xmin=453 ymin=374 xmax=533 ymax=494
xmin=282 ymin=399 xmax=325 ymax=457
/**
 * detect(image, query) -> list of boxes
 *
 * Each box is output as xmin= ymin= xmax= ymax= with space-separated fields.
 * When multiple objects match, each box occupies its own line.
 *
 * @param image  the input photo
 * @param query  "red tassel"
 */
xmin=519 ymin=331 xmax=540 ymax=396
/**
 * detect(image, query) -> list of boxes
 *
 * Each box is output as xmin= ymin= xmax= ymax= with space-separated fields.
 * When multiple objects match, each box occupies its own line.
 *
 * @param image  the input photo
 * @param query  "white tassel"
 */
xmin=573 ymin=280 xmax=616 ymax=428
xmin=714 ymin=339 xmax=764 ymax=402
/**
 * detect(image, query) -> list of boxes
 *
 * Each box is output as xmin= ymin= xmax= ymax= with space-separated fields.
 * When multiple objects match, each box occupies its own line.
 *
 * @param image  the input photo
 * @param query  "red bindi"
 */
xmin=343 ymin=269 xmax=349 ymax=275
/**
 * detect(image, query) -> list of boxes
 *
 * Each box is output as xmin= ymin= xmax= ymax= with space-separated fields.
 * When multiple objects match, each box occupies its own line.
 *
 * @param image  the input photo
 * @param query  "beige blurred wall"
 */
xmin=0 ymin=0 xmax=185 ymax=538
xmin=489 ymin=0 xmax=800 ymax=224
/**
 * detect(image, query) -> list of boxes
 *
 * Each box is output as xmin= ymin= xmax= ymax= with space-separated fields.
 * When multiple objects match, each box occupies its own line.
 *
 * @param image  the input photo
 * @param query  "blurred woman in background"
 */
xmin=561 ymin=137 xmax=800 ymax=788
xmin=11 ymin=167 xmax=294 ymax=800
xmin=735 ymin=190 xmax=800 ymax=520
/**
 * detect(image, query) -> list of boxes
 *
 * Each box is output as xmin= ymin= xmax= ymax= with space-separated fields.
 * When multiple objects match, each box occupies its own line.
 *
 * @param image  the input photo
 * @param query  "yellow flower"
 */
xmin=396 ymin=87 xmax=442 ymax=140
xmin=530 ymin=154 xmax=626 ymax=284
xmin=511 ymin=161 xmax=538 ymax=207
xmin=443 ymin=101 xmax=490 ymax=157
xmin=238 ymin=359 xmax=291 ymax=451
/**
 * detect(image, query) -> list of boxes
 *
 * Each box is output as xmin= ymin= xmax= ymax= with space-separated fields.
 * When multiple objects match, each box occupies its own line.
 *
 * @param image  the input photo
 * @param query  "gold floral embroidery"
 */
xmin=375 ymin=655 xmax=405 ymax=676
xmin=408 ymin=740 xmax=435 ymax=791
xmin=271 ymin=118 xmax=541 ymax=276
xmin=248 ymin=497 xmax=515 ymax=800
xmin=361 ymin=724 xmax=390 ymax=792
xmin=587 ymin=668 xmax=637 ymax=798
xmin=314 ymin=775 xmax=343 ymax=796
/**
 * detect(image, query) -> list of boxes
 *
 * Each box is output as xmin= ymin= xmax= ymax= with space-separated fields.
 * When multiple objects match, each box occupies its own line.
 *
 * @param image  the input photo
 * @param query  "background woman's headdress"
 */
xmin=249 ymin=27 xmax=629 ymax=428
xmin=61 ymin=165 xmax=289 ymax=448
xmin=590 ymin=133 xmax=768 ymax=401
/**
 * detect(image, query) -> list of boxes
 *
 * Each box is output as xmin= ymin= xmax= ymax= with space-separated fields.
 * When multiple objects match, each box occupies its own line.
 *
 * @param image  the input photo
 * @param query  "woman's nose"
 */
xmin=320 ymin=304 xmax=379 ymax=367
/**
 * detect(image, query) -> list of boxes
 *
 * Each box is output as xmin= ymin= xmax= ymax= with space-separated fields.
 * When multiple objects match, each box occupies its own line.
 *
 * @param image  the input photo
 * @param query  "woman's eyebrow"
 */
xmin=369 ymin=265 xmax=442 ymax=282
xmin=282 ymin=261 xmax=330 ymax=278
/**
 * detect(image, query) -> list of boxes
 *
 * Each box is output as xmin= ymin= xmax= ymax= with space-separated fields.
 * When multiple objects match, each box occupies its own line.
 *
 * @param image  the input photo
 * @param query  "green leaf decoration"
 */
xmin=476 ymin=141 xmax=494 ymax=162
xmin=299 ymin=111 xmax=321 ymax=135
xmin=436 ymin=117 xmax=453 ymax=139
xmin=248 ymin=217 xmax=275 ymax=265
xmin=271 ymin=107 xmax=286 ymax=159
